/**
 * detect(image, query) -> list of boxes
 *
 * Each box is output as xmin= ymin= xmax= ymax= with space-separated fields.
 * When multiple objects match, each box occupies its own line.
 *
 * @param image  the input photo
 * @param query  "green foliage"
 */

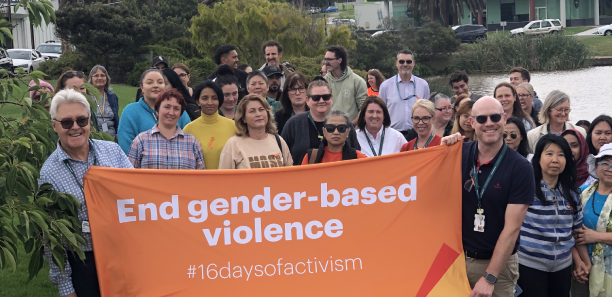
xmin=350 ymin=31 xmax=406 ymax=78
xmin=450 ymin=33 xmax=592 ymax=73
xmin=55 ymin=3 xmax=153 ymax=69
xmin=326 ymin=25 xmax=357 ymax=50
xmin=184 ymin=57 xmax=218 ymax=86
xmin=146 ymin=45 xmax=186 ymax=61
xmin=289 ymin=56 xmax=324 ymax=80
xmin=125 ymin=61 xmax=151 ymax=87
xmin=190 ymin=0 xmax=328 ymax=64
xmin=402 ymin=21 xmax=460 ymax=60
xmin=37 ymin=51 xmax=91 ymax=79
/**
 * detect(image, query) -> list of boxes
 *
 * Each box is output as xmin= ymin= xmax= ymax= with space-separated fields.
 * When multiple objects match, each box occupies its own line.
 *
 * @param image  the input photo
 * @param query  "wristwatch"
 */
xmin=483 ymin=272 xmax=498 ymax=284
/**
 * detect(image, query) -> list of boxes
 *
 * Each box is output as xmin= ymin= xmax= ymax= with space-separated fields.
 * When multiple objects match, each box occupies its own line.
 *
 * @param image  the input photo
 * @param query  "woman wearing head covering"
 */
xmin=161 ymin=68 xmax=199 ymax=121
xmin=218 ymin=94 xmax=293 ymax=169
xmin=87 ymin=65 xmax=120 ymax=138
xmin=356 ymin=96 xmax=406 ymax=157
xmin=562 ymin=129 xmax=594 ymax=187
xmin=183 ymin=81 xmax=236 ymax=169
xmin=29 ymin=79 xmax=54 ymax=110
xmin=302 ymin=110 xmax=367 ymax=164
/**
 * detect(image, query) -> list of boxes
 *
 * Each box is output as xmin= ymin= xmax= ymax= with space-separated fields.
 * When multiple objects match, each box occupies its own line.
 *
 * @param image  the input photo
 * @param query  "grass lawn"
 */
xmin=564 ymin=26 xmax=592 ymax=35
xmin=0 ymin=243 xmax=59 ymax=297
xmin=337 ymin=4 xmax=355 ymax=19
xmin=579 ymin=36 xmax=612 ymax=56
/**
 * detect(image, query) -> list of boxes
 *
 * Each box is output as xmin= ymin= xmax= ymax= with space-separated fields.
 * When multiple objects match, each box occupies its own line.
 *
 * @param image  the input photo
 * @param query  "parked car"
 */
xmin=0 ymin=48 xmax=14 ymax=74
xmin=36 ymin=41 xmax=63 ymax=60
xmin=510 ymin=19 xmax=563 ymax=37
xmin=7 ymin=49 xmax=45 ymax=73
xmin=324 ymin=6 xmax=338 ymax=13
xmin=597 ymin=23 xmax=612 ymax=36
xmin=452 ymin=24 xmax=487 ymax=43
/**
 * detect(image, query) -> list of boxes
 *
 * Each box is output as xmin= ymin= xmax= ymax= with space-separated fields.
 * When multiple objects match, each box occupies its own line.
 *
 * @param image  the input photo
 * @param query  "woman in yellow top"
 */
xmin=183 ymin=80 xmax=236 ymax=169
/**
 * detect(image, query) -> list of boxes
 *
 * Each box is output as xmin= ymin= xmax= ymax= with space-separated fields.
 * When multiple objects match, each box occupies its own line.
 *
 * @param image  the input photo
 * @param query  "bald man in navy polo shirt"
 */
xmin=442 ymin=97 xmax=535 ymax=297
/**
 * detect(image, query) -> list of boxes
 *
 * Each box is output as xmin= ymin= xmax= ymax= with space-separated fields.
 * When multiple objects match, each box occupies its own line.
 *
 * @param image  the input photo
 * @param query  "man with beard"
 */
xmin=379 ymin=49 xmax=431 ymax=140
xmin=259 ymin=40 xmax=294 ymax=88
xmin=263 ymin=65 xmax=283 ymax=102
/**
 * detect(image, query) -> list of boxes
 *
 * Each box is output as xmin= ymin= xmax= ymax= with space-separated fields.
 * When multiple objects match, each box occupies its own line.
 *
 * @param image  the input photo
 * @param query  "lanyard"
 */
xmin=547 ymin=123 xmax=566 ymax=134
xmin=94 ymin=93 xmax=106 ymax=121
xmin=62 ymin=141 xmax=98 ymax=196
xmin=591 ymin=191 xmax=600 ymax=216
xmin=364 ymin=128 xmax=385 ymax=156
xmin=472 ymin=144 xmax=507 ymax=212
xmin=413 ymin=133 xmax=434 ymax=150
xmin=395 ymin=75 xmax=416 ymax=101
xmin=308 ymin=112 xmax=323 ymax=139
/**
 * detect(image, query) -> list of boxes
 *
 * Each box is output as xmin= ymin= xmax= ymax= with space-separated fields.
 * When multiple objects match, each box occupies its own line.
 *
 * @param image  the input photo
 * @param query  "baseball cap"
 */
xmin=588 ymin=143 xmax=612 ymax=178
xmin=263 ymin=65 xmax=282 ymax=77
xmin=152 ymin=56 xmax=169 ymax=68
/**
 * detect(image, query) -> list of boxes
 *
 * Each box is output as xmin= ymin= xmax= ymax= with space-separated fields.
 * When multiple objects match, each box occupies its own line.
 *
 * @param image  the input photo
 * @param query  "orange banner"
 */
xmin=84 ymin=143 xmax=471 ymax=297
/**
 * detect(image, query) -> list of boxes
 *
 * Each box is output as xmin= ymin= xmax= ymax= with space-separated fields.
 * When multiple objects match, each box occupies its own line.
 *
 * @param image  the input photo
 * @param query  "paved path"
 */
xmin=326 ymin=12 xmax=339 ymax=24
xmin=574 ymin=27 xmax=599 ymax=37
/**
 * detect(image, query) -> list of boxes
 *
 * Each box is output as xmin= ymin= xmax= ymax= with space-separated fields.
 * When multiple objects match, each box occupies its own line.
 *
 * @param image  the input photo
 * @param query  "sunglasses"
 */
xmin=309 ymin=94 xmax=331 ymax=102
xmin=64 ymin=71 xmax=84 ymax=79
xmin=472 ymin=113 xmax=503 ymax=124
xmin=398 ymin=60 xmax=413 ymax=65
xmin=53 ymin=117 xmax=89 ymax=129
xmin=503 ymin=131 xmax=518 ymax=139
xmin=324 ymin=124 xmax=349 ymax=133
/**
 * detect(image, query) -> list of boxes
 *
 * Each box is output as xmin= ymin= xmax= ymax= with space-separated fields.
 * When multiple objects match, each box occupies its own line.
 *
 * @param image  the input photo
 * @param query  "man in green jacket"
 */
xmin=324 ymin=45 xmax=367 ymax=124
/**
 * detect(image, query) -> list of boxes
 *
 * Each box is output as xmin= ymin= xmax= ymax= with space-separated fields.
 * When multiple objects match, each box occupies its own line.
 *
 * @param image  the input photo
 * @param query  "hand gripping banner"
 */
xmin=84 ymin=143 xmax=471 ymax=296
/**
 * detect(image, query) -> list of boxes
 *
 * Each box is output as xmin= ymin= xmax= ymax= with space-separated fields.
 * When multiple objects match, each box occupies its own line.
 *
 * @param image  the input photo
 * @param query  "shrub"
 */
xmin=450 ymin=33 xmax=592 ymax=73
xmin=289 ymin=56 xmax=324 ymax=81
xmin=146 ymin=44 xmax=186 ymax=61
xmin=184 ymin=57 xmax=218 ymax=85
xmin=38 ymin=50 xmax=92 ymax=79
xmin=125 ymin=60 xmax=151 ymax=87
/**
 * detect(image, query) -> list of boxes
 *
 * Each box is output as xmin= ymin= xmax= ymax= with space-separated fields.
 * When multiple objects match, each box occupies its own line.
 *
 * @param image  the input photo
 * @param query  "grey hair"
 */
xmin=539 ymin=90 xmax=570 ymax=124
xmin=50 ymin=89 xmax=91 ymax=119
xmin=246 ymin=70 xmax=268 ymax=86
xmin=324 ymin=110 xmax=351 ymax=126
xmin=87 ymin=65 xmax=111 ymax=91
xmin=430 ymin=93 xmax=451 ymax=106
xmin=516 ymin=82 xmax=534 ymax=95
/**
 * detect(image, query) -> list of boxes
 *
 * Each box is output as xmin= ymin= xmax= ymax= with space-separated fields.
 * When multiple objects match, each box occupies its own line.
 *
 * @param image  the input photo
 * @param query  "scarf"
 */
xmin=562 ymin=129 xmax=590 ymax=185
xmin=581 ymin=182 xmax=612 ymax=297
xmin=312 ymin=138 xmax=358 ymax=164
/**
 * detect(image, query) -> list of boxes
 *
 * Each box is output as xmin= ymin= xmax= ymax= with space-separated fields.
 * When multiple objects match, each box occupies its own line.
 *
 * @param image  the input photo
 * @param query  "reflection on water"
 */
xmin=466 ymin=66 xmax=612 ymax=123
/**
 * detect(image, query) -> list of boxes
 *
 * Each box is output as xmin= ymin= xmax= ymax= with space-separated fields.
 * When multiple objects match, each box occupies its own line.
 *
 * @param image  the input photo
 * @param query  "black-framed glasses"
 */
xmin=53 ymin=117 xmax=89 ymax=129
xmin=289 ymin=87 xmax=306 ymax=94
xmin=309 ymin=94 xmax=331 ymax=102
xmin=324 ymin=124 xmax=349 ymax=133
xmin=503 ymin=131 xmax=518 ymax=139
xmin=435 ymin=106 xmax=453 ymax=112
xmin=599 ymin=162 xmax=612 ymax=171
xmin=64 ymin=71 xmax=84 ymax=78
xmin=411 ymin=116 xmax=431 ymax=124
xmin=398 ymin=60 xmax=413 ymax=65
xmin=472 ymin=113 xmax=503 ymax=124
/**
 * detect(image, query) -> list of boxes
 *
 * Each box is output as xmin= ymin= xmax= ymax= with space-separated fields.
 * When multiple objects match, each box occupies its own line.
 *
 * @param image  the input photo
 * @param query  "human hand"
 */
xmin=469 ymin=277 xmax=494 ymax=297
xmin=440 ymin=132 xmax=463 ymax=146
xmin=572 ymin=259 xmax=590 ymax=283
xmin=575 ymin=224 xmax=600 ymax=245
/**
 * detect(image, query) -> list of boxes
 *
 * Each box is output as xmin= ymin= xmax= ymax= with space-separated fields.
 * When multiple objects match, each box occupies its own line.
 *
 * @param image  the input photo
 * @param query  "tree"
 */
xmin=190 ymin=0 xmax=327 ymax=65
xmin=55 ymin=3 xmax=153 ymax=68
xmin=406 ymin=0 xmax=486 ymax=27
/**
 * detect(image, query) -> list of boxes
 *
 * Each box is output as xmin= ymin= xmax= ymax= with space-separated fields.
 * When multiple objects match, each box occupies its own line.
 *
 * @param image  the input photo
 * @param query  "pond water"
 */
xmin=466 ymin=66 xmax=612 ymax=123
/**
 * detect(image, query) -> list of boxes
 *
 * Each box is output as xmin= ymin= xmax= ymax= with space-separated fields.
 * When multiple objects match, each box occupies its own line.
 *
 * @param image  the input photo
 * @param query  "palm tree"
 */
xmin=406 ymin=0 xmax=486 ymax=27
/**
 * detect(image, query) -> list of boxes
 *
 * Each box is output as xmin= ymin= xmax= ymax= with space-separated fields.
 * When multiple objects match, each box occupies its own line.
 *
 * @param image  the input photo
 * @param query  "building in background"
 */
xmin=1 ymin=0 xmax=59 ymax=49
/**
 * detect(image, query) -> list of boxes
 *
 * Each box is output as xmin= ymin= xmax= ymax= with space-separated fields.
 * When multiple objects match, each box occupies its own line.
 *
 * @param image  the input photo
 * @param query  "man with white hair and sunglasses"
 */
xmin=40 ymin=89 xmax=133 ymax=297
xmin=441 ymin=97 xmax=535 ymax=297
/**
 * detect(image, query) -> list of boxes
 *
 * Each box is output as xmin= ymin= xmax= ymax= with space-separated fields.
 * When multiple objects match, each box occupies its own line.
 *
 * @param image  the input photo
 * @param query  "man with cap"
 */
xmin=258 ymin=40 xmax=294 ymax=88
xmin=263 ymin=65 xmax=283 ymax=102
xmin=135 ymin=56 xmax=169 ymax=101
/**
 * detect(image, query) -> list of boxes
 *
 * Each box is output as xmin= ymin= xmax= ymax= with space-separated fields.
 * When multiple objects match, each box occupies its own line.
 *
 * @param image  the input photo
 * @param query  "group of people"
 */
xmin=37 ymin=40 xmax=612 ymax=297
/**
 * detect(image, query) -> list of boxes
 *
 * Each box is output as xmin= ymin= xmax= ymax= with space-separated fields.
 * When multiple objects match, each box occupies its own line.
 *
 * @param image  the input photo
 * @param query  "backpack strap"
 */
xmin=274 ymin=134 xmax=283 ymax=156
xmin=309 ymin=149 xmax=319 ymax=164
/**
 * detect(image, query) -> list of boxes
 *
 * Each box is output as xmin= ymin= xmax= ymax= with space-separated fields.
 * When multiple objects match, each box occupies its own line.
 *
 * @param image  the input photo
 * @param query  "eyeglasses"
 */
xmin=323 ymin=58 xmax=338 ymax=62
xmin=309 ymin=94 xmax=331 ymax=102
xmin=92 ymin=74 xmax=106 ymax=79
xmin=289 ymin=87 xmax=306 ymax=94
xmin=411 ymin=116 xmax=432 ymax=124
xmin=64 ymin=71 xmax=84 ymax=78
xmin=471 ymin=113 xmax=503 ymax=124
xmin=398 ymin=60 xmax=413 ymax=65
xmin=599 ymin=161 xmax=612 ymax=171
xmin=553 ymin=107 xmax=571 ymax=114
xmin=324 ymin=124 xmax=349 ymax=133
xmin=53 ymin=117 xmax=90 ymax=129
xmin=517 ymin=94 xmax=531 ymax=98
xmin=435 ymin=106 xmax=453 ymax=112
xmin=178 ymin=73 xmax=189 ymax=78
xmin=503 ymin=131 xmax=518 ymax=139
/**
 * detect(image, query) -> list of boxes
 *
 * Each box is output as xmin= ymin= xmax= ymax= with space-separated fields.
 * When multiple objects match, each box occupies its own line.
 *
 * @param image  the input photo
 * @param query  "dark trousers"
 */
xmin=67 ymin=251 xmax=101 ymax=297
xmin=517 ymin=264 xmax=571 ymax=297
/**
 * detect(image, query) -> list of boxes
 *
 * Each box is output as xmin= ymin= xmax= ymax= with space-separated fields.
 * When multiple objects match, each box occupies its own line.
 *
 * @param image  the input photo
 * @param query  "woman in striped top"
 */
xmin=517 ymin=134 xmax=590 ymax=297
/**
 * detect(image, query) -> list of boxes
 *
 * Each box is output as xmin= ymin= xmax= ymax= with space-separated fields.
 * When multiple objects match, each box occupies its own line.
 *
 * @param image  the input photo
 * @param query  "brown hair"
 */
xmin=235 ymin=94 xmax=278 ymax=137
xmin=451 ymin=100 xmax=477 ymax=142
xmin=171 ymin=63 xmax=190 ymax=74
xmin=366 ymin=69 xmax=385 ymax=90
xmin=154 ymin=89 xmax=186 ymax=114
xmin=56 ymin=70 xmax=86 ymax=93
xmin=510 ymin=67 xmax=531 ymax=82
xmin=357 ymin=96 xmax=391 ymax=131
xmin=494 ymin=82 xmax=534 ymax=128
xmin=279 ymin=72 xmax=309 ymax=116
